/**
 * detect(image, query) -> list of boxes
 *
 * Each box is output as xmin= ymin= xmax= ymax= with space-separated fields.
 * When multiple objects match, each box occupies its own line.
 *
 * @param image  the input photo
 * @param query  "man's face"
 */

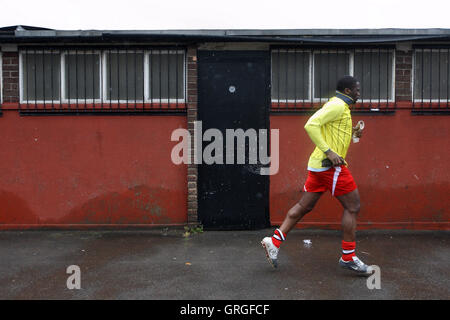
xmin=345 ymin=82 xmax=360 ymax=103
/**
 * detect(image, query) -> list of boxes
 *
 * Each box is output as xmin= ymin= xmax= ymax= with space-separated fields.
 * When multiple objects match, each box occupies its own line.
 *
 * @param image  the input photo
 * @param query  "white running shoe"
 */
xmin=261 ymin=237 xmax=279 ymax=268
xmin=339 ymin=256 xmax=373 ymax=276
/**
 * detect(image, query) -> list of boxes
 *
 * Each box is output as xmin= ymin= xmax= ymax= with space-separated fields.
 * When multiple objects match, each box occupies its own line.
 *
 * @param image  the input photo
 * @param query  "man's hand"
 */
xmin=352 ymin=126 xmax=363 ymax=138
xmin=325 ymin=149 xmax=346 ymax=166
xmin=352 ymin=120 xmax=365 ymax=139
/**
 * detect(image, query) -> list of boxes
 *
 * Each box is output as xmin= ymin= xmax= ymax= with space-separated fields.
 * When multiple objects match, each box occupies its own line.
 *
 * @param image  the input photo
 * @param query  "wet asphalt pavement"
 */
xmin=0 ymin=229 xmax=448 ymax=300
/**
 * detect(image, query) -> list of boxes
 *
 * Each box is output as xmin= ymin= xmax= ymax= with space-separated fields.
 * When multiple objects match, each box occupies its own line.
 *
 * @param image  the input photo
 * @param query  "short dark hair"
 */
xmin=336 ymin=75 xmax=359 ymax=92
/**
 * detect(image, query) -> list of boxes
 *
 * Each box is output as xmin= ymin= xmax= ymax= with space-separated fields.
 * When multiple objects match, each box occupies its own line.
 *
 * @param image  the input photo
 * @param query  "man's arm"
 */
xmin=304 ymin=104 xmax=346 ymax=166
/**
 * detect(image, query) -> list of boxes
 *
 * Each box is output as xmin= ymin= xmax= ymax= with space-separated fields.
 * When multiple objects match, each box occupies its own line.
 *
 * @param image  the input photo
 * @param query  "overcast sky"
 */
xmin=2 ymin=0 xmax=450 ymax=30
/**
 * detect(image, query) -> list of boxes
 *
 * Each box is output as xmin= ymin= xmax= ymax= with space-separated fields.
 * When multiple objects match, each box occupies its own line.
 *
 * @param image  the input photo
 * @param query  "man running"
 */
xmin=261 ymin=75 xmax=372 ymax=275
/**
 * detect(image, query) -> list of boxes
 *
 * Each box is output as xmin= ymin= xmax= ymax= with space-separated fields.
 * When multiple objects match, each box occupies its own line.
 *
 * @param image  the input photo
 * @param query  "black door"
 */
xmin=198 ymin=51 xmax=270 ymax=230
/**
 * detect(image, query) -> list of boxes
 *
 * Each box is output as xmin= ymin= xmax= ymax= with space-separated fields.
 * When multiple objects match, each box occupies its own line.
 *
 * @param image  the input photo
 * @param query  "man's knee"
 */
xmin=347 ymin=202 xmax=360 ymax=215
xmin=289 ymin=202 xmax=314 ymax=219
xmin=287 ymin=205 xmax=307 ymax=220
xmin=338 ymin=190 xmax=360 ymax=215
xmin=287 ymin=206 xmax=301 ymax=220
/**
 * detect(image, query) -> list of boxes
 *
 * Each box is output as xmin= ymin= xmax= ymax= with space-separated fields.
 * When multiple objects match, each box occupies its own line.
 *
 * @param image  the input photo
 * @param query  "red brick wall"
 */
xmin=1 ymin=43 xmax=448 ymax=230
xmin=186 ymin=46 xmax=198 ymax=224
xmin=270 ymin=111 xmax=450 ymax=230
xmin=2 ymin=52 xmax=19 ymax=103
xmin=0 ymin=48 xmax=190 ymax=229
xmin=395 ymin=49 xmax=413 ymax=102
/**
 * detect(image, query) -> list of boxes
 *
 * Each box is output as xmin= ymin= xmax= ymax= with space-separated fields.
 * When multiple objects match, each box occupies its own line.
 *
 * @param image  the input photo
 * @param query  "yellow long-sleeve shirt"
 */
xmin=304 ymin=93 xmax=353 ymax=171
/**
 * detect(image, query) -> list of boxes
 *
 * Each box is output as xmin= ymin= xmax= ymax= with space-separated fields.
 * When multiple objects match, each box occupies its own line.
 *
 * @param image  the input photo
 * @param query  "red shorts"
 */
xmin=303 ymin=165 xmax=357 ymax=197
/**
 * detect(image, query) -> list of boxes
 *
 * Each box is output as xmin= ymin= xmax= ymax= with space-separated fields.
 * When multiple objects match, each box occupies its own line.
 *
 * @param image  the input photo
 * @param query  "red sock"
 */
xmin=342 ymin=240 xmax=356 ymax=261
xmin=271 ymin=228 xmax=286 ymax=248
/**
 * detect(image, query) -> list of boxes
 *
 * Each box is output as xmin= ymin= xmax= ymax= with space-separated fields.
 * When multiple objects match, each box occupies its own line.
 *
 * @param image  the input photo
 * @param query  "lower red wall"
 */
xmin=270 ymin=110 xmax=450 ymax=230
xmin=0 ymin=111 xmax=187 ymax=229
xmin=1 ymin=108 xmax=448 ymax=230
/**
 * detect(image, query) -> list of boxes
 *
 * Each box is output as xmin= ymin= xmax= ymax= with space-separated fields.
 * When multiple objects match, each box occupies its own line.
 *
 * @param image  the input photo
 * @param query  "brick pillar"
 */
xmin=186 ymin=46 xmax=198 ymax=225
xmin=2 ymin=51 xmax=19 ymax=103
xmin=395 ymin=49 xmax=413 ymax=102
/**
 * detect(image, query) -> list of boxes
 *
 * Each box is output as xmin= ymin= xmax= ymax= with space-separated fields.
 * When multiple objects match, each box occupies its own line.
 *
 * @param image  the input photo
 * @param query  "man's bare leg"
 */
xmin=335 ymin=189 xmax=371 ymax=274
xmin=279 ymin=191 xmax=323 ymax=235
xmin=261 ymin=191 xmax=322 ymax=268
xmin=336 ymin=189 xmax=360 ymax=242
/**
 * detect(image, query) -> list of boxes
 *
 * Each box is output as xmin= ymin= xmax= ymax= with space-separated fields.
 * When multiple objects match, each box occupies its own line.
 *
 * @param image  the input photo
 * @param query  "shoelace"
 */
xmin=353 ymin=257 xmax=365 ymax=268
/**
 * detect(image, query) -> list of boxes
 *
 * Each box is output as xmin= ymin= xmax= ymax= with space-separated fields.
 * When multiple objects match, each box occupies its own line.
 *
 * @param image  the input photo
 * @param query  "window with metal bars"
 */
xmin=19 ymin=48 xmax=186 ymax=112
xmin=413 ymin=47 xmax=450 ymax=112
xmin=0 ymin=52 xmax=3 ymax=106
xmin=271 ymin=47 xmax=395 ymax=112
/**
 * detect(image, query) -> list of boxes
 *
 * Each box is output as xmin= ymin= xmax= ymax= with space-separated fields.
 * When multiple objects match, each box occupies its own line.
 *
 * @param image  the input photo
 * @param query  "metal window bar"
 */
xmin=412 ymin=46 xmax=450 ymax=112
xmin=59 ymin=49 xmax=62 ymax=111
xmin=369 ymin=49 xmax=372 ymax=108
xmin=159 ymin=50 xmax=162 ymax=110
xmin=335 ymin=49 xmax=340 ymax=103
xmin=34 ymin=49 xmax=37 ymax=110
xmin=51 ymin=49 xmax=54 ymax=110
xmin=167 ymin=49 xmax=170 ymax=109
xmin=277 ymin=49 xmax=280 ymax=109
xmin=309 ymin=50 xmax=313 ymax=110
xmin=76 ymin=49 xmax=79 ymax=111
xmin=438 ymin=49 xmax=441 ymax=109
xmin=42 ymin=50 xmax=45 ymax=109
xmin=116 ymin=48 xmax=120 ymax=110
xmin=149 ymin=50 xmax=155 ymax=108
xmin=84 ymin=50 xmax=87 ymax=110
xmin=67 ymin=50 xmax=71 ymax=111
xmin=294 ymin=48 xmax=297 ymax=109
xmin=429 ymin=49 xmax=432 ymax=105
xmin=125 ymin=50 xmax=129 ymax=110
xmin=318 ymin=48 xmax=322 ymax=106
xmin=91 ymin=49 xmax=94 ymax=111
xmin=446 ymin=48 xmax=450 ymax=109
xmin=134 ymin=48 xmax=137 ymax=110
xmin=19 ymin=47 xmax=187 ymax=113
xmin=380 ymin=47 xmax=388 ymax=107
xmin=360 ymin=48 xmax=364 ymax=109
xmin=270 ymin=47 xmax=396 ymax=113
xmin=285 ymin=48 xmax=289 ymax=108
xmin=421 ymin=48 xmax=424 ymax=109
xmin=175 ymin=51 xmax=180 ymax=108
xmin=142 ymin=49 xmax=145 ymax=110
xmin=327 ymin=48 xmax=330 ymax=103
xmin=378 ymin=48 xmax=381 ymax=107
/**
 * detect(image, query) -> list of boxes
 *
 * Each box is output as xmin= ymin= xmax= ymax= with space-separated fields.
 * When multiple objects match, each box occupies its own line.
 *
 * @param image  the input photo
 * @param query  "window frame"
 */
xmin=0 ymin=52 xmax=2 ymax=105
xmin=270 ymin=49 xmax=312 ymax=103
xmin=62 ymin=50 xmax=103 ymax=104
xmin=19 ymin=50 xmax=62 ymax=104
xmin=412 ymin=48 xmax=450 ymax=103
xmin=352 ymin=48 xmax=396 ymax=104
xmin=147 ymin=49 xmax=186 ymax=104
xmin=19 ymin=48 xmax=187 ymax=106
xmin=312 ymin=49 xmax=352 ymax=102
xmin=270 ymin=48 xmax=396 ymax=106
xmin=102 ymin=49 xmax=148 ymax=104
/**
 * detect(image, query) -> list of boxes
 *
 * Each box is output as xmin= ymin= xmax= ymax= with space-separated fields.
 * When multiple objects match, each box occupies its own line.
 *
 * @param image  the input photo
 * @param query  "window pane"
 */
xmin=271 ymin=51 xmax=309 ymax=100
xmin=314 ymin=52 xmax=349 ymax=99
xmin=149 ymin=51 xmax=185 ymax=100
xmin=65 ymin=53 xmax=100 ymax=100
xmin=354 ymin=51 xmax=393 ymax=100
xmin=22 ymin=52 xmax=60 ymax=101
xmin=106 ymin=52 xmax=144 ymax=101
xmin=414 ymin=50 xmax=450 ymax=100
